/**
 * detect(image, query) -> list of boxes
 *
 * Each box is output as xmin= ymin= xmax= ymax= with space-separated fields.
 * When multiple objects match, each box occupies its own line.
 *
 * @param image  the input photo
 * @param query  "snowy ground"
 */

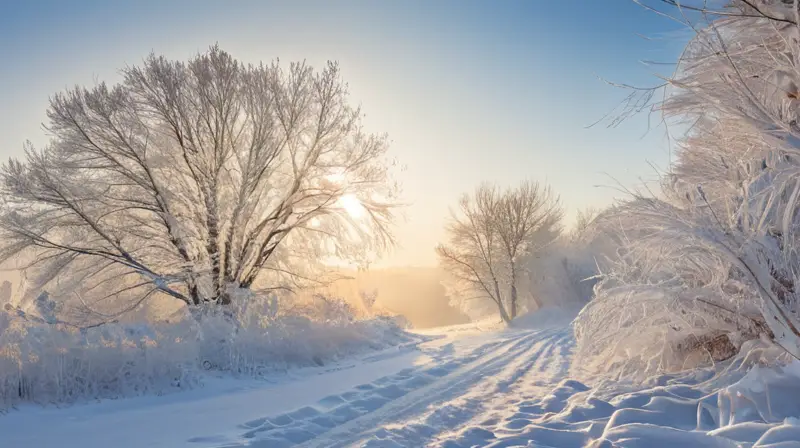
xmin=3 ymin=309 xmax=800 ymax=447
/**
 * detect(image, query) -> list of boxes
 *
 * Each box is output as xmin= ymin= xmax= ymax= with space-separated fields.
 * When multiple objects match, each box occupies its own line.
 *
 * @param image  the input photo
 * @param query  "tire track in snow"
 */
xmin=304 ymin=328 xmax=571 ymax=448
xmin=421 ymin=328 xmax=575 ymax=446
xmin=204 ymin=329 xmax=544 ymax=447
xmin=370 ymin=330 xmax=570 ymax=446
xmin=203 ymin=326 xmax=576 ymax=448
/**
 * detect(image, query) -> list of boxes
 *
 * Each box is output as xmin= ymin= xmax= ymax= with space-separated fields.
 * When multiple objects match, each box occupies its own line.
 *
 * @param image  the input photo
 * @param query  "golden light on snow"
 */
xmin=338 ymin=193 xmax=365 ymax=218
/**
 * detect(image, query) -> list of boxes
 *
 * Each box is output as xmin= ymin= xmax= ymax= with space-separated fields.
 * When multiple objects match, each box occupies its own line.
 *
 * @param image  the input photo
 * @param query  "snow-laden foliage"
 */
xmin=0 ymin=289 xmax=414 ymax=408
xmin=521 ymin=215 xmax=617 ymax=310
xmin=0 ymin=45 xmax=397 ymax=322
xmin=576 ymin=0 xmax=800 ymax=378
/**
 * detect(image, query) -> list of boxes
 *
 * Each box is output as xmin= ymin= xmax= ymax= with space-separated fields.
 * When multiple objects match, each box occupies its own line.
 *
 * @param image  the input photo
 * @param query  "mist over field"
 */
xmin=323 ymin=267 xmax=470 ymax=329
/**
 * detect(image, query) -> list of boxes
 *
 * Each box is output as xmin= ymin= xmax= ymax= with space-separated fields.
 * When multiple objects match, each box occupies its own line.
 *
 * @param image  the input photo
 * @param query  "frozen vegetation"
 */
xmin=6 ymin=0 xmax=800 ymax=447
xmin=3 ymin=309 xmax=800 ymax=447
xmin=0 ymin=289 xmax=417 ymax=409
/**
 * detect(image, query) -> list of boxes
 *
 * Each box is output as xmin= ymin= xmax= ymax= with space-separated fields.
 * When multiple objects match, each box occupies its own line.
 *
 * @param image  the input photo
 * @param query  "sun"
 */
xmin=338 ymin=193 xmax=365 ymax=218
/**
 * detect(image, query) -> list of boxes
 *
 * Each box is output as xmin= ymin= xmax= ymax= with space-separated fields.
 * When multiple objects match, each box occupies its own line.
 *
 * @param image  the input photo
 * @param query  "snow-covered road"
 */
xmin=0 ymin=313 xmax=579 ymax=448
xmin=5 ymin=310 xmax=800 ymax=447
xmin=291 ymin=327 xmax=574 ymax=447
xmin=181 ymin=315 xmax=580 ymax=447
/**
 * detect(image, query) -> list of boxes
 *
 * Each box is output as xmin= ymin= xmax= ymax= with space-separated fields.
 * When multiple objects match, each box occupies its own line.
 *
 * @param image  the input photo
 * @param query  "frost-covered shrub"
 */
xmin=573 ymin=192 xmax=800 ymax=378
xmin=0 ymin=290 xmax=414 ymax=408
xmin=520 ymin=220 xmax=617 ymax=311
xmin=0 ymin=313 xmax=198 ymax=405
xmin=575 ymin=0 xmax=800 ymax=378
xmin=359 ymin=289 xmax=379 ymax=314
xmin=187 ymin=292 xmax=411 ymax=374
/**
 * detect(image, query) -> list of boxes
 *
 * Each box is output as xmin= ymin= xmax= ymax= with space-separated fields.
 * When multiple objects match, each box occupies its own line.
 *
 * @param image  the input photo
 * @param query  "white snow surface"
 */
xmin=3 ymin=307 xmax=800 ymax=447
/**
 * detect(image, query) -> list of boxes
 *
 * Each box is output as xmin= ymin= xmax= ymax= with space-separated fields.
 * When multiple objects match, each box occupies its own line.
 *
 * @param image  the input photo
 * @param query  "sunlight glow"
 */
xmin=338 ymin=193 xmax=365 ymax=218
xmin=326 ymin=169 xmax=347 ymax=185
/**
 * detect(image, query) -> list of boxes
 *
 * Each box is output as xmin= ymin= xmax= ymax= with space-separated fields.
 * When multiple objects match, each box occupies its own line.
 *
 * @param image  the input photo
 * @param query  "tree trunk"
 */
xmin=510 ymin=262 xmax=518 ymax=319
xmin=204 ymin=183 xmax=222 ymax=301
xmin=188 ymin=282 xmax=202 ymax=306
xmin=496 ymin=300 xmax=511 ymax=324
xmin=493 ymin=278 xmax=511 ymax=324
xmin=510 ymin=283 xmax=518 ymax=320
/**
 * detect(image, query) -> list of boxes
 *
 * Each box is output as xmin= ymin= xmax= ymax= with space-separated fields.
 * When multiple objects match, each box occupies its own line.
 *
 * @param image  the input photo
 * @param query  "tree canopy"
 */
xmin=0 ymin=46 xmax=398 ymax=321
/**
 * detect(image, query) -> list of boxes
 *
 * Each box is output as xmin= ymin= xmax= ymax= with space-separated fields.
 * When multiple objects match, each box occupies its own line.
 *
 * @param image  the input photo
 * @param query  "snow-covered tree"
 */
xmin=496 ymin=182 xmax=563 ymax=316
xmin=575 ymin=0 xmax=800 ymax=377
xmin=0 ymin=46 xmax=398 ymax=321
xmin=520 ymin=207 xmax=617 ymax=312
xmin=437 ymin=182 xmax=562 ymax=323
xmin=571 ymin=207 xmax=600 ymax=242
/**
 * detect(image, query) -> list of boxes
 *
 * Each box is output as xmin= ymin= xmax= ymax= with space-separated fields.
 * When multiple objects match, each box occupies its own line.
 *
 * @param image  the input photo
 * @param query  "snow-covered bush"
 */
xmin=0 ymin=309 xmax=198 ymax=406
xmin=359 ymin=289 xmax=379 ymax=315
xmin=520 ymin=212 xmax=617 ymax=311
xmin=0 ymin=289 xmax=415 ymax=408
xmin=576 ymin=0 xmax=800 ymax=378
xmin=574 ymin=197 xmax=778 ymax=378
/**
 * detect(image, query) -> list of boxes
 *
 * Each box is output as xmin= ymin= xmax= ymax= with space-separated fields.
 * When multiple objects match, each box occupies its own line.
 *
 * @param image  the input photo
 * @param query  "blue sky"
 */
xmin=0 ymin=0 xmax=688 ymax=267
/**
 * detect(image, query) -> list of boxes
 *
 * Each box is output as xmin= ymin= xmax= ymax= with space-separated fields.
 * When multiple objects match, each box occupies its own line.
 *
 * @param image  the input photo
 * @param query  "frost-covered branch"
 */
xmin=0 ymin=46 xmax=398 ymax=320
